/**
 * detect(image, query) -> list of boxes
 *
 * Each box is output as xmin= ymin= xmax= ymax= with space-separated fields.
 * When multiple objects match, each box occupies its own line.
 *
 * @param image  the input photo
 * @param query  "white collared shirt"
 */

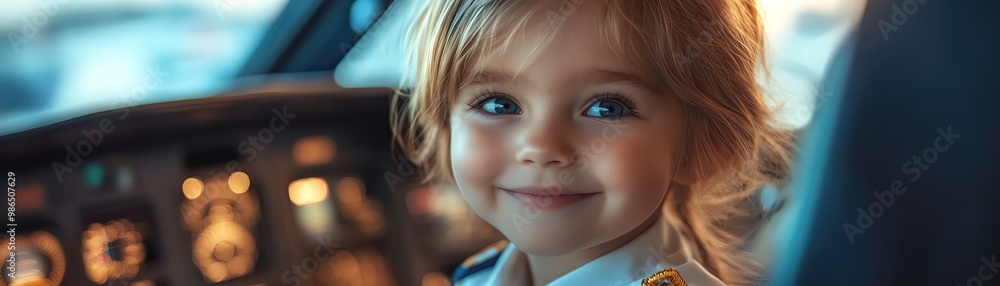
xmin=455 ymin=210 xmax=727 ymax=286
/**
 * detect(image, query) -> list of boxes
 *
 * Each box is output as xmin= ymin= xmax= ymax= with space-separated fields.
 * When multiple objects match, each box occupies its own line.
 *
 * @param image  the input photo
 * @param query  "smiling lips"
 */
xmin=500 ymin=187 xmax=599 ymax=209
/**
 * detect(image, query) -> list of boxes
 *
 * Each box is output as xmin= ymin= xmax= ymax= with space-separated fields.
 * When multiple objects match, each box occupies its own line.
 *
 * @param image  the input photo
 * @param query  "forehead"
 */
xmin=462 ymin=0 xmax=644 ymax=87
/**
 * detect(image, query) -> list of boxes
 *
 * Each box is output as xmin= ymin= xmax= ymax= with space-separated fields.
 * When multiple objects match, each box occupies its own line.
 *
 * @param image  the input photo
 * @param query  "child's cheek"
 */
xmin=592 ymin=132 xmax=675 ymax=199
xmin=449 ymin=116 xmax=507 ymax=214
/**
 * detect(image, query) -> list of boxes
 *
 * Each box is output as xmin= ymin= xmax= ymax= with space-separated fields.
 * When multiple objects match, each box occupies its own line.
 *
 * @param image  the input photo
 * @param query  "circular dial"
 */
xmin=0 ymin=231 xmax=65 ymax=286
xmin=81 ymin=220 xmax=145 ymax=284
xmin=191 ymin=207 xmax=257 ymax=283
xmin=182 ymin=173 xmax=260 ymax=283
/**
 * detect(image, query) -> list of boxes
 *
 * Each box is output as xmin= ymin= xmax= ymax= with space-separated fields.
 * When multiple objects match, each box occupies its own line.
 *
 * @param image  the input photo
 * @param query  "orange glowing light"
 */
xmin=183 ymin=177 xmax=204 ymax=200
xmin=228 ymin=172 xmax=250 ymax=194
xmin=292 ymin=135 xmax=337 ymax=166
xmin=289 ymin=177 xmax=329 ymax=206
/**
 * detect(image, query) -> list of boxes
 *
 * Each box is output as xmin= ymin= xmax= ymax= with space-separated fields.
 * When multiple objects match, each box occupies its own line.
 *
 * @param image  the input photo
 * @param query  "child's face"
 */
xmin=449 ymin=5 xmax=690 ymax=256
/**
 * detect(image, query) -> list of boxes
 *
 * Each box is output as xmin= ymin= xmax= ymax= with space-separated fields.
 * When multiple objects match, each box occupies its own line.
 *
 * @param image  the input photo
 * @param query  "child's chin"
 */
xmin=501 ymin=226 xmax=591 ymax=256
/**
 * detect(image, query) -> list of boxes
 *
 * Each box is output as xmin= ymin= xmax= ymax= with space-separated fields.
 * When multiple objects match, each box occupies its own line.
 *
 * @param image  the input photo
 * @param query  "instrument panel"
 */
xmin=0 ymin=83 xmax=503 ymax=285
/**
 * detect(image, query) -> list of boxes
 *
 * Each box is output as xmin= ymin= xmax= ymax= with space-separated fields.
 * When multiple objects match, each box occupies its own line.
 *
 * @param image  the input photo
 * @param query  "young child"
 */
xmin=395 ymin=0 xmax=794 ymax=285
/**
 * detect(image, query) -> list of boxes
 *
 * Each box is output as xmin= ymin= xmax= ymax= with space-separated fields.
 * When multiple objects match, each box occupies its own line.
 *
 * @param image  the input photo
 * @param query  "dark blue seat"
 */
xmin=772 ymin=0 xmax=1000 ymax=285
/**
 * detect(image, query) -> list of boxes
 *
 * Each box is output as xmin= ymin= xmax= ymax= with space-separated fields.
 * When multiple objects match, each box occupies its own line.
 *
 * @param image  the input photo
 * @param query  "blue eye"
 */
xmin=585 ymin=100 xmax=630 ymax=117
xmin=482 ymin=97 xmax=521 ymax=114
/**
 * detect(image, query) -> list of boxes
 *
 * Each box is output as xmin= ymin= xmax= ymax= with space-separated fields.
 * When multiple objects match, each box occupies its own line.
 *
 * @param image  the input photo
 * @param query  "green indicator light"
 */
xmin=84 ymin=163 xmax=104 ymax=188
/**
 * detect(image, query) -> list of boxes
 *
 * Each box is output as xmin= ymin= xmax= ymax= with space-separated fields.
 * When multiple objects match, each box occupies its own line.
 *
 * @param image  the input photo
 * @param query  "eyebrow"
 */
xmin=466 ymin=70 xmax=526 ymax=87
xmin=464 ymin=69 xmax=660 ymax=95
xmin=567 ymin=70 xmax=658 ymax=93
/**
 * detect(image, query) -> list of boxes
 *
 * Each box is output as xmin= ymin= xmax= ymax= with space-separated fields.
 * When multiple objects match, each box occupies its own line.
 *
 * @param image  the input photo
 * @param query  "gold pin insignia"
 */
xmin=642 ymin=268 xmax=687 ymax=286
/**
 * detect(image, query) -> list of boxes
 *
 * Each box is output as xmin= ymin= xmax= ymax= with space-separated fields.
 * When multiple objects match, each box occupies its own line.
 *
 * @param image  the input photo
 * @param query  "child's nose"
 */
xmin=514 ymin=121 xmax=576 ymax=168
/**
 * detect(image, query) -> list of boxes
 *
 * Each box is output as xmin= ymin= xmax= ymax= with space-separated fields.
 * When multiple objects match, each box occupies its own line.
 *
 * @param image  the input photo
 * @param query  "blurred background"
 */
xmin=2 ymin=0 xmax=996 ymax=285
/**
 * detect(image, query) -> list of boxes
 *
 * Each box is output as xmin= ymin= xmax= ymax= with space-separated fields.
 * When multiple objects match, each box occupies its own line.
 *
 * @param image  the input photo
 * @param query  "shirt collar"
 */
xmin=483 ymin=209 xmax=726 ymax=286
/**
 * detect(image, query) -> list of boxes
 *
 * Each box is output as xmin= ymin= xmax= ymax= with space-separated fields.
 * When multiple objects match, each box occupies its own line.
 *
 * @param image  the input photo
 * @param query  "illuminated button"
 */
xmin=292 ymin=135 xmax=337 ymax=166
xmin=84 ymin=163 xmax=104 ymax=188
xmin=183 ymin=178 xmax=204 ymax=200
xmin=289 ymin=177 xmax=329 ymax=206
xmin=115 ymin=165 xmax=134 ymax=193
xmin=228 ymin=172 xmax=250 ymax=194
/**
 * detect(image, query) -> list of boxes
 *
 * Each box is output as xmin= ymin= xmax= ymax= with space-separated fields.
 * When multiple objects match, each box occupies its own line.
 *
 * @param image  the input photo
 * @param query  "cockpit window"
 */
xmin=0 ymin=0 xmax=289 ymax=135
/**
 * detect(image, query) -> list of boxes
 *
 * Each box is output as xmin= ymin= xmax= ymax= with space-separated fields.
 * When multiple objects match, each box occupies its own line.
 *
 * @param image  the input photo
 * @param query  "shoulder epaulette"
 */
xmin=452 ymin=240 xmax=508 ymax=284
